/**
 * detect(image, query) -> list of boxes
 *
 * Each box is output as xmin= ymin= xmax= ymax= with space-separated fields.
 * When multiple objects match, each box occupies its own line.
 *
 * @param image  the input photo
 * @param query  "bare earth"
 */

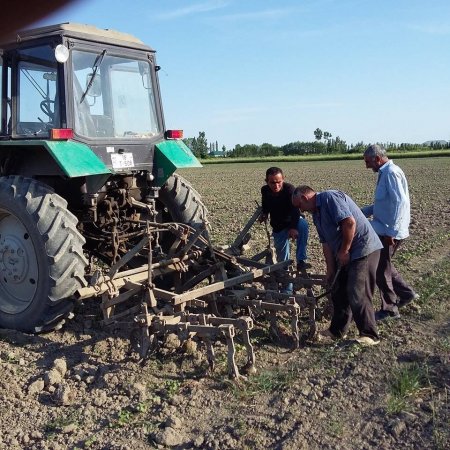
xmin=1 ymin=157 xmax=449 ymax=450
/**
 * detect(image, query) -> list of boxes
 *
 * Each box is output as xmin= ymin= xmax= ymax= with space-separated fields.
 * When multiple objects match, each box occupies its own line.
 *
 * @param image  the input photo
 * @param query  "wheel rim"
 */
xmin=0 ymin=212 xmax=39 ymax=314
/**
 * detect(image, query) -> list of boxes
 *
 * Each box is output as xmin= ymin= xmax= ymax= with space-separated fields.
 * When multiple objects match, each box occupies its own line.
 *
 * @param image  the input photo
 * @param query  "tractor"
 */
xmin=0 ymin=24 xmax=327 ymax=378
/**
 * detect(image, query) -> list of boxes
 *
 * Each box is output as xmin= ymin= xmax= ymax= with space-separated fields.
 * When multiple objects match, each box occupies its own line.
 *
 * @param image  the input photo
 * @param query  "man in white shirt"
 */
xmin=362 ymin=144 xmax=419 ymax=321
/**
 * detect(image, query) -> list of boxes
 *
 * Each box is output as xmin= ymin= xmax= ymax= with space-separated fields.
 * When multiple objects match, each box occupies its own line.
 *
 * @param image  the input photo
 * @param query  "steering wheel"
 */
xmin=40 ymin=99 xmax=55 ymax=121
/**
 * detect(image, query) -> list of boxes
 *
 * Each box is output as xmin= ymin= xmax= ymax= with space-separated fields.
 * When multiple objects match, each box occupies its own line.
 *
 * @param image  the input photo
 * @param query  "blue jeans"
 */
xmin=272 ymin=217 xmax=309 ymax=294
xmin=272 ymin=217 xmax=309 ymax=264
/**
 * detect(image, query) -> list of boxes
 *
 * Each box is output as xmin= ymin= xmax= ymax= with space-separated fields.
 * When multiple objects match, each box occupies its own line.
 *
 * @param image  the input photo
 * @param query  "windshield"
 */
xmin=72 ymin=50 xmax=160 ymax=139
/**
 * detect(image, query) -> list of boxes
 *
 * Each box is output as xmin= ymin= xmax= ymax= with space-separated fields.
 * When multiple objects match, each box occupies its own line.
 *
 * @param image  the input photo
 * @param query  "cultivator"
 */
xmin=76 ymin=208 xmax=329 ymax=378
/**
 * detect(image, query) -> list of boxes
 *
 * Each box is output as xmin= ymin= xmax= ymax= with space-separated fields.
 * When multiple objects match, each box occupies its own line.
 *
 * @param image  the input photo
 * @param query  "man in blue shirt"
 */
xmin=362 ymin=144 xmax=419 ymax=320
xmin=292 ymin=186 xmax=382 ymax=345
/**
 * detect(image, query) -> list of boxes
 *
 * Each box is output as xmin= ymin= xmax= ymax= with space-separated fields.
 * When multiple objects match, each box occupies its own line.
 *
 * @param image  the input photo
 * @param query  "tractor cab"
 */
xmin=0 ymin=23 xmax=168 ymax=175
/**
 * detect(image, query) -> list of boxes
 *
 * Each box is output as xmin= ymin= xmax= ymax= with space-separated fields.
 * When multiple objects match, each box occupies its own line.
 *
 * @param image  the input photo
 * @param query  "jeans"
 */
xmin=272 ymin=216 xmax=309 ymax=263
xmin=272 ymin=217 xmax=309 ymax=294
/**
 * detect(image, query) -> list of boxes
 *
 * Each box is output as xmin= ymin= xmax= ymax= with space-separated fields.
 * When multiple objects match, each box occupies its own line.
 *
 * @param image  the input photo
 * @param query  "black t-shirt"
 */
xmin=261 ymin=182 xmax=300 ymax=233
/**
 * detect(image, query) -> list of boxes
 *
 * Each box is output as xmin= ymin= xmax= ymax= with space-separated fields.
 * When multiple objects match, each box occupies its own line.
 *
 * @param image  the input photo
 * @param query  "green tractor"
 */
xmin=0 ymin=23 xmax=206 ymax=333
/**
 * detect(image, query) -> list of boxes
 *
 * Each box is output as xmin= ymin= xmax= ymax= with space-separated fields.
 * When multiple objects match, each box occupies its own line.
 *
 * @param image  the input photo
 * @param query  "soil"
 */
xmin=0 ymin=158 xmax=449 ymax=450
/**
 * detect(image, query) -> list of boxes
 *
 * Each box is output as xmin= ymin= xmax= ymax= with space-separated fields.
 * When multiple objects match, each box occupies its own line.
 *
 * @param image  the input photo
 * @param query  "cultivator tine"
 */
xmin=133 ymin=311 xmax=253 ymax=379
xmin=216 ymin=292 xmax=301 ymax=348
xmin=223 ymin=326 xmax=240 ymax=379
xmin=204 ymin=337 xmax=216 ymax=373
xmin=291 ymin=313 xmax=300 ymax=348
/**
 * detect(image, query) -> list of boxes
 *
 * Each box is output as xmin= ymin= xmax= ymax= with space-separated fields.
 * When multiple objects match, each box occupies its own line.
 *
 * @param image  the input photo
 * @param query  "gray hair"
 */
xmin=292 ymin=185 xmax=315 ymax=199
xmin=364 ymin=144 xmax=387 ymax=159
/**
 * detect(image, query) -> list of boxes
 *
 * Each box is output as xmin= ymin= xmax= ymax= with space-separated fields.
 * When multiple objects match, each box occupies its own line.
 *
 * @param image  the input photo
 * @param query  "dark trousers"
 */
xmin=377 ymin=238 xmax=416 ymax=312
xmin=330 ymin=250 xmax=380 ymax=340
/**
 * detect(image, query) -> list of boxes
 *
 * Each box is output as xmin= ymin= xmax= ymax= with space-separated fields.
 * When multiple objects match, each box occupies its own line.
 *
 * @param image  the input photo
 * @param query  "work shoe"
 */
xmin=297 ymin=260 xmax=312 ymax=271
xmin=354 ymin=336 xmax=380 ymax=346
xmin=375 ymin=309 xmax=401 ymax=321
xmin=319 ymin=328 xmax=347 ymax=341
xmin=398 ymin=293 xmax=420 ymax=308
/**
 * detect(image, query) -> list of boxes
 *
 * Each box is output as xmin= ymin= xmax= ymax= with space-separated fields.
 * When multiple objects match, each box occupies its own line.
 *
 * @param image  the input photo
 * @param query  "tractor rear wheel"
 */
xmin=0 ymin=176 xmax=87 ymax=333
xmin=158 ymin=173 xmax=208 ymax=226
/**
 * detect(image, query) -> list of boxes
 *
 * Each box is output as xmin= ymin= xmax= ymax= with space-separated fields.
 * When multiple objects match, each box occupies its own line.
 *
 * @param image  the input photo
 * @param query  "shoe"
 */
xmin=320 ymin=328 xmax=347 ymax=340
xmin=354 ymin=336 xmax=380 ymax=346
xmin=398 ymin=293 xmax=420 ymax=308
xmin=375 ymin=309 xmax=401 ymax=321
xmin=297 ymin=260 xmax=312 ymax=271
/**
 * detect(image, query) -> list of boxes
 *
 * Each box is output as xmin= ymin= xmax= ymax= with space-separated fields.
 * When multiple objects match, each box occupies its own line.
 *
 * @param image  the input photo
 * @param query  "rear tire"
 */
xmin=159 ymin=173 xmax=208 ymax=226
xmin=0 ymin=176 xmax=87 ymax=333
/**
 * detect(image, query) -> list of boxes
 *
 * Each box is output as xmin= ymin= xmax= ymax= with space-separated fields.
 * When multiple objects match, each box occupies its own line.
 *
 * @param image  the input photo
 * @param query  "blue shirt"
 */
xmin=313 ymin=190 xmax=382 ymax=261
xmin=361 ymin=160 xmax=410 ymax=239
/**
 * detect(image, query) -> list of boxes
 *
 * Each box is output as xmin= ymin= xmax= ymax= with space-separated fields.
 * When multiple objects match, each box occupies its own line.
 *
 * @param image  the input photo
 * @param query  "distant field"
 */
xmin=200 ymin=150 xmax=450 ymax=164
xmin=180 ymin=157 xmax=450 ymax=273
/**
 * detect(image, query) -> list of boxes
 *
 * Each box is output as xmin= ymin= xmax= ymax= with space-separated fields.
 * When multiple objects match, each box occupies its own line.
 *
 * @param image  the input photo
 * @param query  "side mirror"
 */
xmin=85 ymin=73 xmax=102 ymax=97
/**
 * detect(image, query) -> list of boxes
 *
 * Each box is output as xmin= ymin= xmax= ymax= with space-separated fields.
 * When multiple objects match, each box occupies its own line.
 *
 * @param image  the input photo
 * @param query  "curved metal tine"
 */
xmin=204 ymin=337 xmax=215 ymax=374
xmin=290 ymin=310 xmax=300 ymax=349
xmin=221 ymin=325 xmax=240 ymax=379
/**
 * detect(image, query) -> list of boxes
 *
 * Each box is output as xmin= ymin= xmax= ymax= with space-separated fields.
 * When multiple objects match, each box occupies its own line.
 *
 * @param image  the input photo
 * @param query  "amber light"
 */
xmin=166 ymin=129 xmax=183 ymax=139
xmin=51 ymin=128 xmax=74 ymax=140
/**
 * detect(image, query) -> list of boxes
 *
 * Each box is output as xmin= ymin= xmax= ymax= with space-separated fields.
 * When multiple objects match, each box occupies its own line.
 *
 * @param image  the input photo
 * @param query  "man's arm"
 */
xmin=259 ymin=186 xmax=269 ymax=222
xmin=337 ymin=216 xmax=356 ymax=266
xmin=361 ymin=204 xmax=374 ymax=218
xmin=322 ymin=243 xmax=336 ymax=284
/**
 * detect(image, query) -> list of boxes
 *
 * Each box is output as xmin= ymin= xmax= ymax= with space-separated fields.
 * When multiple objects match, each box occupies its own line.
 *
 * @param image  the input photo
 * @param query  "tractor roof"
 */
xmin=3 ymin=23 xmax=153 ymax=52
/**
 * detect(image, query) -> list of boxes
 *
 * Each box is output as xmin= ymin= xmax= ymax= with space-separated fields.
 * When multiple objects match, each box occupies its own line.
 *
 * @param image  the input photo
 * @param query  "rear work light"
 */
xmin=165 ymin=129 xmax=183 ymax=139
xmin=51 ymin=128 xmax=74 ymax=140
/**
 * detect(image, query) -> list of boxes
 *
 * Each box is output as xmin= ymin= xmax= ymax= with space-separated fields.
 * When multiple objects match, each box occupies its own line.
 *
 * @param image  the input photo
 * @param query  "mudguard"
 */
xmin=154 ymin=140 xmax=202 ymax=186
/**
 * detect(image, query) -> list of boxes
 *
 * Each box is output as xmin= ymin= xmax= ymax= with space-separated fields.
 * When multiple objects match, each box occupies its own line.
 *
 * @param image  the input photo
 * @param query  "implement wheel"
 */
xmin=0 ymin=176 xmax=87 ymax=333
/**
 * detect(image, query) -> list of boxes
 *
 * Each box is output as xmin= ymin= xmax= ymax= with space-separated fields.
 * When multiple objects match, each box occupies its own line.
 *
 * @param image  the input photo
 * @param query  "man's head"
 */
xmin=363 ymin=144 xmax=389 ymax=172
xmin=265 ymin=167 xmax=285 ymax=194
xmin=292 ymin=185 xmax=317 ymax=212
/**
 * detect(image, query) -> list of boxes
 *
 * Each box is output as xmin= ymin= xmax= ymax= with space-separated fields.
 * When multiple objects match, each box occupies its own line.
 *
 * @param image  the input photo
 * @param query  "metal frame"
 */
xmin=76 ymin=208 xmax=330 ymax=379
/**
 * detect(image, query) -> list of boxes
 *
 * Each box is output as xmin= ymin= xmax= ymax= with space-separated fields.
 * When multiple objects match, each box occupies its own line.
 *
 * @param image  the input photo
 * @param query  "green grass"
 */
xmin=386 ymin=363 xmax=428 ymax=414
xmin=396 ymin=231 xmax=450 ymax=266
xmin=228 ymin=365 xmax=298 ymax=401
xmin=44 ymin=409 xmax=82 ymax=435
xmin=412 ymin=252 xmax=450 ymax=320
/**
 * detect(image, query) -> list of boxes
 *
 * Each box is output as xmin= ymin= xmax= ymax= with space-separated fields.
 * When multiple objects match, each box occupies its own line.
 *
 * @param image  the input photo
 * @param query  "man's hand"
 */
xmin=337 ymin=249 xmax=350 ymax=266
xmin=288 ymin=228 xmax=298 ymax=240
xmin=258 ymin=213 xmax=268 ymax=224
xmin=325 ymin=268 xmax=335 ymax=286
xmin=383 ymin=236 xmax=395 ymax=246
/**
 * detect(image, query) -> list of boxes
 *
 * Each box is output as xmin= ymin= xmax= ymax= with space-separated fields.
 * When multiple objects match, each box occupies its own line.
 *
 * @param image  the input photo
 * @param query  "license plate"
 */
xmin=111 ymin=152 xmax=134 ymax=169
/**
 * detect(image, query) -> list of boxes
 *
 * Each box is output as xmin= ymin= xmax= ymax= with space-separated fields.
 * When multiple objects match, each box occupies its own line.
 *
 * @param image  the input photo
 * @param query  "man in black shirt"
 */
xmin=259 ymin=167 xmax=309 ymax=284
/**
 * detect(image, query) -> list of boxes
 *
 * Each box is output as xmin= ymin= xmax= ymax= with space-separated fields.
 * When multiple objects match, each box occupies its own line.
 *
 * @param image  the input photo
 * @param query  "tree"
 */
xmin=323 ymin=131 xmax=332 ymax=141
xmin=190 ymin=131 xmax=208 ymax=158
xmin=314 ymin=128 xmax=323 ymax=141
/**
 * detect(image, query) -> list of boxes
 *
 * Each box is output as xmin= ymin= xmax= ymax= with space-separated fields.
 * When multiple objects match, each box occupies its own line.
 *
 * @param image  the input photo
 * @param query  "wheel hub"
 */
xmin=0 ymin=213 xmax=39 ymax=313
xmin=0 ymin=236 xmax=29 ymax=284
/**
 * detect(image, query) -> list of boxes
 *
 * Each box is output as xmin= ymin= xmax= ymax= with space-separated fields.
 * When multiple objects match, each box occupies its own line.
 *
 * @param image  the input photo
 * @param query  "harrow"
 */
xmin=76 ymin=208 xmax=329 ymax=378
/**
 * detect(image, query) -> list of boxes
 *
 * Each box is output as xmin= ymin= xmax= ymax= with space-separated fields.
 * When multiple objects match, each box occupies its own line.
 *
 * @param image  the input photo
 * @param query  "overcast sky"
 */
xmin=38 ymin=0 xmax=450 ymax=149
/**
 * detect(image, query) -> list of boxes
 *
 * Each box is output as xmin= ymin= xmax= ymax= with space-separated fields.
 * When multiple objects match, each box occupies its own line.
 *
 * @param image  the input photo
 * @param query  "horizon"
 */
xmin=36 ymin=0 xmax=450 ymax=149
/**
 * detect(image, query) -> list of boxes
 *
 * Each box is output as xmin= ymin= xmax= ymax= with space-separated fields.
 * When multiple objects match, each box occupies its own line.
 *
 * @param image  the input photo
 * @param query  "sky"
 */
xmin=36 ymin=0 xmax=450 ymax=150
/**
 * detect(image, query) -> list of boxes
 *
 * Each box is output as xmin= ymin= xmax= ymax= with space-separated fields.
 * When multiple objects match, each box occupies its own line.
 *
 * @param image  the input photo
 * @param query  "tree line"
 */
xmin=183 ymin=129 xmax=450 ymax=159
